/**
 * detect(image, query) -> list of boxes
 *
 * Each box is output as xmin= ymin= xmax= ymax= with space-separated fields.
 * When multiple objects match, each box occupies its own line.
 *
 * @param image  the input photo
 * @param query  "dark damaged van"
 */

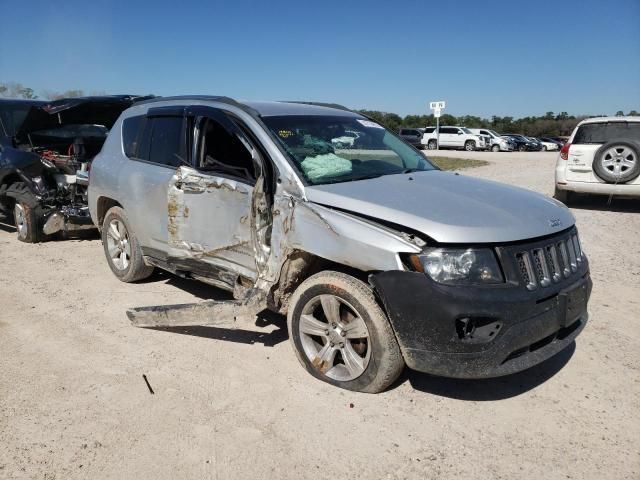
xmin=0 ymin=96 xmax=151 ymax=242
xmin=88 ymin=96 xmax=591 ymax=393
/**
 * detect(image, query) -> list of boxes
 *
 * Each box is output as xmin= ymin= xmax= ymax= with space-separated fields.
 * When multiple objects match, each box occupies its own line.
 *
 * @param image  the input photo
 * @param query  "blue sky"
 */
xmin=1 ymin=0 xmax=638 ymax=117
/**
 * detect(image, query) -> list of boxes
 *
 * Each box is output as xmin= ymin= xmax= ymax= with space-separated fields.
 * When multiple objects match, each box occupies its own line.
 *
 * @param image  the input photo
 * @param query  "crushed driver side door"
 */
xmin=166 ymin=107 xmax=272 ymax=290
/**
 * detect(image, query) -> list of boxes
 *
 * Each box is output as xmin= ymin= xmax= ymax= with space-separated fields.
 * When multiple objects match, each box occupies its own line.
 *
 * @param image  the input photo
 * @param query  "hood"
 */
xmin=15 ymin=95 xmax=151 ymax=141
xmin=304 ymin=171 xmax=574 ymax=244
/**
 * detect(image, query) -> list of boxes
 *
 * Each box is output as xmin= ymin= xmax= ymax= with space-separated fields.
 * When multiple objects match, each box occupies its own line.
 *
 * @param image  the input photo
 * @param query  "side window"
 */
xmin=122 ymin=115 xmax=145 ymax=158
xmin=197 ymin=116 xmax=256 ymax=182
xmin=144 ymin=116 xmax=185 ymax=167
xmin=440 ymin=127 xmax=454 ymax=134
xmin=425 ymin=127 xmax=435 ymax=134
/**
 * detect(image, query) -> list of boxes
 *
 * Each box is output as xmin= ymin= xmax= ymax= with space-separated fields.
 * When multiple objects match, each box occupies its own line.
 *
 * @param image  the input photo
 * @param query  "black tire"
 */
xmin=518 ymin=145 xmax=527 ymax=152
xmin=542 ymin=145 xmax=547 ymax=151
xmin=101 ymin=206 xmax=154 ymax=282
xmin=491 ymin=144 xmax=500 ymax=152
xmin=427 ymin=140 xmax=437 ymax=150
xmin=592 ymin=140 xmax=640 ymax=184
xmin=554 ymin=187 xmax=573 ymax=205
xmin=287 ymin=271 xmax=405 ymax=393
xmin=4 ymin=182 xmax=44 ymax=243
xmin=464 ymin=140 xmax=476 ymax=152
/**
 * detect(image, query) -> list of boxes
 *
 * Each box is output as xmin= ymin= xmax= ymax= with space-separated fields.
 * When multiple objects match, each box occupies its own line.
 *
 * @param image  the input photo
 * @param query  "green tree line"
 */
xmin=359 ymin=109 xmax=639 ymax=137
xmin=2 ymin=81 xmax=637 ymax=137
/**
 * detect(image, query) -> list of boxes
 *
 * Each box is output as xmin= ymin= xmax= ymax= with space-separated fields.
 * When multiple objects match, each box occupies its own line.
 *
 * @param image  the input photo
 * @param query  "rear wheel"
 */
xmin=287 ymin=271 xmax=404 ymax=393
xmin=5 ymin=182 xmax=44 ymax=243
xmin=102 ymin=206 xmax=154 ymax=282
xmin=593 ymin=140 xmax=640 ymax=184
xmin=427 ymin=140 xmax=437 ymax=150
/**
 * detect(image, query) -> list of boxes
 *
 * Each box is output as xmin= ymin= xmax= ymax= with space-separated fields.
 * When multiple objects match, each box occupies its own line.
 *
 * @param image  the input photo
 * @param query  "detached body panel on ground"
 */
xmin=89 ymin=97 xmax=591 ymax=392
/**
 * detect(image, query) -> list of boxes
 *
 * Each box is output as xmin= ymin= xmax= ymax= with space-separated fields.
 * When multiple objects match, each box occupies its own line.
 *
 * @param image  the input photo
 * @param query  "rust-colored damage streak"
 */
xmin=167 ymin=187 xmax=181 ymax=239
xmin=312 ymin=356 xmax=332 ymax=373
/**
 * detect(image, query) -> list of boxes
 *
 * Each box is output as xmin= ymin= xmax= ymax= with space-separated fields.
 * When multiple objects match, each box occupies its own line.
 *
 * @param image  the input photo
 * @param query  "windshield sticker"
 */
xmin=278 ymin=129 xmax=294 ymax=138
xmin=356 ymin=119 xmax=384 ymax=129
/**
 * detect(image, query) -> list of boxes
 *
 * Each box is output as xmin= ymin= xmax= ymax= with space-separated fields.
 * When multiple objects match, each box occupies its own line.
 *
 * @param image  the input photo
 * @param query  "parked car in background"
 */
xmin=89 ymin=96 xmax=590 ymax=393
xmin=502 ymin=134 xmax=543 ymax=151
xmin=542 ymin=135 xmax=567 ymax=147
xmin=0 ymin=95 xmax=151 ymax=242
xmin=555 ymin=116 xmax=640 ymax=203
xmin=422 ymin=126 xmax=487 ymax=151
xmin=470 ymin=128 xmax=514 ymax=152
xmin=535 ymin=137 xmax=560 ymax=151
xmin=399 ymin=127 xmax=425 ymax=149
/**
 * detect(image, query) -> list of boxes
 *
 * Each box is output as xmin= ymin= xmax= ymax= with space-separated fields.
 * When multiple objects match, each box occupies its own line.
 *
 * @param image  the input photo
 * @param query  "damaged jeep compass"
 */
xmin=89 ymin=96 xmax=591 ymax=393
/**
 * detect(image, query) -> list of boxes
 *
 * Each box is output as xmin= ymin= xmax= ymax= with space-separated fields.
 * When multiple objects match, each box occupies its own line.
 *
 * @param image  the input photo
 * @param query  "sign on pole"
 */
xmin=429 ymin=101 xmax=446 ymax=150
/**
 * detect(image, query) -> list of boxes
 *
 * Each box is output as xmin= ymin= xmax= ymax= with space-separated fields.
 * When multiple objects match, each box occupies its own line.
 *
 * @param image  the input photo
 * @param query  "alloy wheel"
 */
xmin=601 ymin=146 xmax=637 ymax=178
xmin=298 ymin=294 xmax=371 ymax=381
xmin=106 ymin=219 xmax=132 ymax=271
xmin=14 ymin=203 xmax=26 ymax=238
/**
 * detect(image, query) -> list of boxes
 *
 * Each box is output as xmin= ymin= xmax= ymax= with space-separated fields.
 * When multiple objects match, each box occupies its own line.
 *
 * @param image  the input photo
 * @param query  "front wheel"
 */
xmin=287 ymin=271 xmax=404 ymax=393
xmin=491 ymin=144 xmax=500 ymax=152
xmin=5 ymin=182 xmax=44 ymax=243
xmin=518 ymin=145 xmax=527 ymax=152
xmin=464 ymin=140 xmax=476 ymax=151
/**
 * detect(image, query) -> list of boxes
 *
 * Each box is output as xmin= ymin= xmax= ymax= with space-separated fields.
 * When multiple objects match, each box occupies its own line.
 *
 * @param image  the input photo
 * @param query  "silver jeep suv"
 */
xmin=89 ymin=96 xmax=591 ymax=393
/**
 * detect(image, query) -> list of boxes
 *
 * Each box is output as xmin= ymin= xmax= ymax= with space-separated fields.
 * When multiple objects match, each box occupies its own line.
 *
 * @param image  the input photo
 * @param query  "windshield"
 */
xmin=461 ymin=128 xmax=473 ymax=134
xmin=488 ymin=130 xmax=500 ymax=138
xmin=263 ymin=115 xmax=436 ymax=185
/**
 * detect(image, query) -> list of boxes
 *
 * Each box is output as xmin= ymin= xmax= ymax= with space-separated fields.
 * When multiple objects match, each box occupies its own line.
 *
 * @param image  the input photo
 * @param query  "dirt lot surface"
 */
xmin=1 ymin=151 xmax=638 ymax=479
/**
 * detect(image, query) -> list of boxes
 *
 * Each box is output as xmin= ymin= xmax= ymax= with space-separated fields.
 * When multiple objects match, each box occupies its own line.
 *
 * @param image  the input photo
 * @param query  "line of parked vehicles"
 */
xmin=399 ymin=126 xmax=566 ymax=152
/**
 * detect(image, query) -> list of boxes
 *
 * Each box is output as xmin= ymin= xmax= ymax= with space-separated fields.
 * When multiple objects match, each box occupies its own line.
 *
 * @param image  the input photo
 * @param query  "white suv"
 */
xmin=554 ymin=117 xmax=640 ymax=203
xmin=421 ymin=126 xmax=486 ymax=151
xmin=470 ymin=128 xmax=513 ymax=152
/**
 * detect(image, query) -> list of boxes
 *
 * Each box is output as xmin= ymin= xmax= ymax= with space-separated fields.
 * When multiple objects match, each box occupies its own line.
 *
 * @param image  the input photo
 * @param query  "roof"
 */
xmin=0 ymin=98 xmax=45 ymax=106
xmin=134 ymin=95 xmax=360 ymax=118
xmin=578 ymin=116 xmax=640 ymax=125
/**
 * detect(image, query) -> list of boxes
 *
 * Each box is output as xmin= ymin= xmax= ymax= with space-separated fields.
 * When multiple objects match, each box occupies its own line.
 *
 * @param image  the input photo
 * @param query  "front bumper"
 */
xmin=370 ymin=260 xmax=591 ymax=379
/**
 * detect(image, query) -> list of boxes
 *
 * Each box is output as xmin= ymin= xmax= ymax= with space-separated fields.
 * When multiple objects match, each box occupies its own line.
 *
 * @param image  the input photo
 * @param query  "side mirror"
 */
xmin=457 ymin=131 xmax=462 ymax=135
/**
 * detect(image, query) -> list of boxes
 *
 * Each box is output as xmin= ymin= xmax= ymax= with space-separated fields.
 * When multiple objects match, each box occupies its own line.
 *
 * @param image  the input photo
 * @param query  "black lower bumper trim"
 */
xmin=370 ymin=269 xmax=591 ymax=379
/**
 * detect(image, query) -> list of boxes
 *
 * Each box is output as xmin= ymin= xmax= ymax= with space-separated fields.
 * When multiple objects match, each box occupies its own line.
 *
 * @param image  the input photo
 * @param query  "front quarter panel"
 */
xmin=286 ymin=200 xmax=421 ymax=272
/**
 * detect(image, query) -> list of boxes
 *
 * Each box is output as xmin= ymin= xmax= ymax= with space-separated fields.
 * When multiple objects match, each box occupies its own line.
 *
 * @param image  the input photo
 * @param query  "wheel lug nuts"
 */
xmin=324 ymin=329 xmax=330 ymax=335
xmin=340 ymin=330 xmax=347 ymax=337
xmin=331 ymin=323 xmax=337 ymax=328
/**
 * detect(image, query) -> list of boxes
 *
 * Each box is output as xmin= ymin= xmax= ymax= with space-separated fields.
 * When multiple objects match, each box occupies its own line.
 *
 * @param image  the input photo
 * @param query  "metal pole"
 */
xmin=436 ymin=115 xmax=440 ymax=151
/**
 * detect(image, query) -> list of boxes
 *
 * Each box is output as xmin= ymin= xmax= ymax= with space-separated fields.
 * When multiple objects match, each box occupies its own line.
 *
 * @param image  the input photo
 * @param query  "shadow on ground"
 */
xmin=569 ymin=194 xmax=640 ymax=213
xmin=400 ymin=341 xmax=575 ymax=401
xmin=131 ymin=252 xmax=578 ymax=397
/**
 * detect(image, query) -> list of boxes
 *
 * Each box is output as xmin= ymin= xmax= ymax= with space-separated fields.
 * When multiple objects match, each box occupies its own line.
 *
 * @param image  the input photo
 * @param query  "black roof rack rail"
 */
xmin=132 ymin=95 xmax=261 ymax=116
xmin=281 ymin=101 xmax=352 ymax=112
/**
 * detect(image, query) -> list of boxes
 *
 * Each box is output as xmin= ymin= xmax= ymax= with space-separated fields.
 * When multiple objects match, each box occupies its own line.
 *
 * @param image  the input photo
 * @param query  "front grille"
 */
xmin=515 ymin=232 xmax=583 ymax=290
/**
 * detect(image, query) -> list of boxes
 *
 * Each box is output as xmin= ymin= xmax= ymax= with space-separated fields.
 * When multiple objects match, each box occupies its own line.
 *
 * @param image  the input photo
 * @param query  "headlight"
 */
xmin=409 ymin=248 xmax=504 ymax=285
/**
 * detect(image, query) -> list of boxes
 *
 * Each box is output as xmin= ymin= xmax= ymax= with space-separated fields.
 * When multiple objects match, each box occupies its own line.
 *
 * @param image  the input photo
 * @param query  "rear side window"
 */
xmin=573 ymin=122 xmax=640 ymax=144
xmin=424 ymin=127 xmax=435 ymax=133
xmin=135 ymin=116 xmax=185 ymax=167
xmin=122 ymin=115 xmax=145 ymax=158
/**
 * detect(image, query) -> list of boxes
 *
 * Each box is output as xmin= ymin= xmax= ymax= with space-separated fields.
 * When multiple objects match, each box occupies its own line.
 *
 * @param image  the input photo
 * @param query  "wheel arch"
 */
xmin=95 ymin=196 xmax=123 ymax=231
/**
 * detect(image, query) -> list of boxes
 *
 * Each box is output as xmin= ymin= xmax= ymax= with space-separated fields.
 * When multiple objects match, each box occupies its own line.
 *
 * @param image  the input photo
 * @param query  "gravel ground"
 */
xmin=0 ymin=151 xmax=638 ymax=479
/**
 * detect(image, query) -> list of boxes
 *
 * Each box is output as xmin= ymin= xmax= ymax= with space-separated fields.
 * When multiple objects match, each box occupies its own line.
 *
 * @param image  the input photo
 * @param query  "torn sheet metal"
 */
xmin=167 ymin=166 xmax=258 ymax=280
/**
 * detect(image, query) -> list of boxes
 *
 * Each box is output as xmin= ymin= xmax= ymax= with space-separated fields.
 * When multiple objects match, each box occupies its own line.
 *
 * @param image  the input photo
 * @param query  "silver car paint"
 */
xmin=305 ymin=171 xmax=575 ymax=243
xmin=89 ymin=99 xmax=574 ymax=304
